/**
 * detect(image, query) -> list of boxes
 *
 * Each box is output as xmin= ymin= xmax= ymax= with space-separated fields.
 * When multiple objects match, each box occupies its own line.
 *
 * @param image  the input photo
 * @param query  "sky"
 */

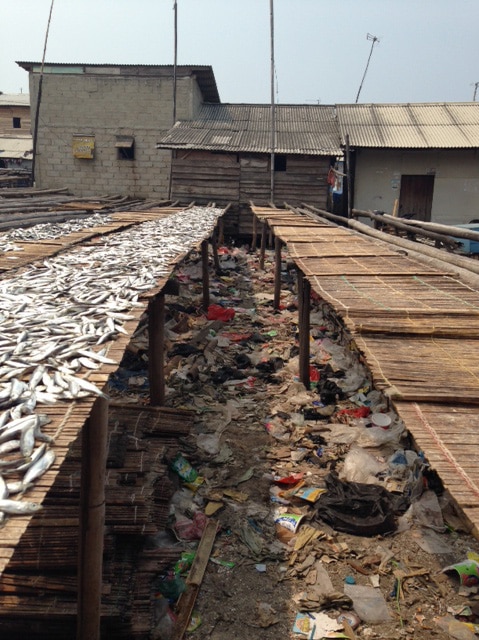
xmin=2 ymin=0 xmax=479 ymax=105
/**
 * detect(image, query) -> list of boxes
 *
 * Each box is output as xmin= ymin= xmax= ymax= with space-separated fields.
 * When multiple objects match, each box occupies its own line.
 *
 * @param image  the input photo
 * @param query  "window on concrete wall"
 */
xmin=274 ymin=155 xmax=287 ymax=171
xmin=115 ymin=136 xmax=135 ymax=160
xmin=12 ymin=117 xmax=21 ymax=129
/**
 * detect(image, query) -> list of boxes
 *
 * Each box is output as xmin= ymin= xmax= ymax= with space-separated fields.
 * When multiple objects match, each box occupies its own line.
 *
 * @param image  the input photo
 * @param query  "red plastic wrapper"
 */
xmin=224 ymin=332 xmax=252 ymax=342
xmin=207 ymin=304 xmax=235 ymax=322
xmin=336 ymin=406 xmax=371 ymax=419
xmin=273 ymin=472 xmax=304 ymax=485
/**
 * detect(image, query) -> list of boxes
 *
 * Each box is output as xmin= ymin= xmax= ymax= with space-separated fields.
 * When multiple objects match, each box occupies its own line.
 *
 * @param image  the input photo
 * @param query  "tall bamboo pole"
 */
xmin=32 ymin=0 xmax=55 ymax=186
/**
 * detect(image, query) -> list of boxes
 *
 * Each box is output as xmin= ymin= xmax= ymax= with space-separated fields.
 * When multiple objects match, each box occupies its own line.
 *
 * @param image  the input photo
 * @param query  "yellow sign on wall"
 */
xmin=72 ymin=135 xmax=95 ymax=159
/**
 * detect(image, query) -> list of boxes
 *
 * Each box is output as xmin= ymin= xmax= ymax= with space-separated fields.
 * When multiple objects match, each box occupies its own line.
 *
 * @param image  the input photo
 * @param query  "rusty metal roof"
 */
xmin=16 ymin=62 xmax=220 ymax=103
xmin=157 ymin=104 xmax=341 ymax=155
xmin=336 ymin=103 xmax=479 ymax=148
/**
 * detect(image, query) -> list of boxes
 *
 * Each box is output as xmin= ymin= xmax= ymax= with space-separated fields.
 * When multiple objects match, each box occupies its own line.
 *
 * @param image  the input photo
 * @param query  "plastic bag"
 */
xmin=355 ymin=418 xmax=405 ymax=449
xmin=207 ymin=304 xmax=235 ymax=321
xmin=174 ymin=511 xmax=208 ymax=540
xmin=339 ymin=446 xmax=386 ymax=484
xmin=315 ymin=472 xmax=409 ymax=536
xmin=152 ymin=595 xmax=177 ymax=640
xmin=343 ymin=584 xmax=391 ymax=624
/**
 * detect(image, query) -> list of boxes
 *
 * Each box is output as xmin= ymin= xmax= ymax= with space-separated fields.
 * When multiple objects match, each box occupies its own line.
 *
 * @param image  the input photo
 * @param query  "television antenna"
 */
xmin=355 ymin=33 xmax=380 ymax=103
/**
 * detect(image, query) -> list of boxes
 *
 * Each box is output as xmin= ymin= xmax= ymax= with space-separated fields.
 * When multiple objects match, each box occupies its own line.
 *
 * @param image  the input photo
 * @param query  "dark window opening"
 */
xmin=274 ymin=155 xmax=287 ymax=172
xmin=118 ymin=145 xmax=135 ymax=160
xmin=13 ymin=117 xmax=21 ymax=129
xmin=115 ymin=136 xmax=135 ymax=160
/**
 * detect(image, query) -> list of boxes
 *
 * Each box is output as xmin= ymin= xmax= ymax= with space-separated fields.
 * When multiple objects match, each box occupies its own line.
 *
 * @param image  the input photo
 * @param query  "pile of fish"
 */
xmin=0 ymin=205 xmax=223 ymax=520
xmin=0 ymin=212 xmax=113 ymax=252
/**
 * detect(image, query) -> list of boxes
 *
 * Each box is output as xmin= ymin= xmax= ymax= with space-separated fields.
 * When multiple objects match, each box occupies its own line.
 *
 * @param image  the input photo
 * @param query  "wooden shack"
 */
xmin=157 ymin=104 xmax=341 ymax=236
xmin=0 ymin=93 xmax=32 ymax=170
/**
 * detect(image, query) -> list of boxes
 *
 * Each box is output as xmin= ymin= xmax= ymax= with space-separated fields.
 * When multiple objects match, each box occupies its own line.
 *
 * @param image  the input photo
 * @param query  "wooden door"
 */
xmin=398 ymin=174 xmax=435 ymax=221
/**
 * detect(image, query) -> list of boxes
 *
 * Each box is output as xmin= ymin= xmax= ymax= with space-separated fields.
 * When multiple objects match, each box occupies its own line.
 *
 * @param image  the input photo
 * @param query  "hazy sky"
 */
xmin=2 ymin=0 xmax=479 ymax=105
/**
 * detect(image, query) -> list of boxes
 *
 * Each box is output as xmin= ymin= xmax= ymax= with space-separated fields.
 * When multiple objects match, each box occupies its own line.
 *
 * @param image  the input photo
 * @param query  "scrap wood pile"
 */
xmin=0 ymin=169 xmax=31 ymax=190
xmin=0 ymin=190 xmax=142 ymax=233
xmin=133 ymin=245 xmax=479 ymax=640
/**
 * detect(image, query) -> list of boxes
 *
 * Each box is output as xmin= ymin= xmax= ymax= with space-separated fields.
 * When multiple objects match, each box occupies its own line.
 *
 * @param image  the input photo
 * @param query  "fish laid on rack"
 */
xmin=0 ymin=206 xmax=224 ymax=521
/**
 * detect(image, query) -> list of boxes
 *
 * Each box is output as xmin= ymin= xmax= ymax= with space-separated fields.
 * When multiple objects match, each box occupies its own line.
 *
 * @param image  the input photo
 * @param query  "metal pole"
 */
xmin=77 ymin=396 xmax=109 ymax=640
xmin=32 ymin=0 xmax=55 ymax=186
xmin=270 ymin=0 xmax=276 ymax=203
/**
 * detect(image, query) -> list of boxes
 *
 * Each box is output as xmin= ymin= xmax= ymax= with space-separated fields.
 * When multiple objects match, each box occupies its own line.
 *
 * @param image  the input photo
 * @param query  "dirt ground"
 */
xmin=138 ymin=244 xmax=479 ymax=640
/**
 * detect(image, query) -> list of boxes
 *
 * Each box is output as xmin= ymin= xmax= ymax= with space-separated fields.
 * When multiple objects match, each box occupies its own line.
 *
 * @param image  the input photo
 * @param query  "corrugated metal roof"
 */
xmin=0 ymin=136 xmax=33 ymax=159
xmin=336 ymin=103 xmax=479 ymax=148
xmin=0 ymin=94 xmax=30 ymax=107
xmin=157 ymin=104 xmax=341 ymax=155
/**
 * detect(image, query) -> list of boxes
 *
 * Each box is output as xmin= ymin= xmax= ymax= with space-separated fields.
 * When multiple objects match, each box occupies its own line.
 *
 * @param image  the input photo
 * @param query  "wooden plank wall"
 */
xmin=0 ymin=106 xmax=31 ymax=136
xmin=170 ymin=151 xmax=331 ymax=237
xmin=274 ymin=155 xmax=330 ymax=207
xmin=171 ymin=150 xmax=240 ymax=205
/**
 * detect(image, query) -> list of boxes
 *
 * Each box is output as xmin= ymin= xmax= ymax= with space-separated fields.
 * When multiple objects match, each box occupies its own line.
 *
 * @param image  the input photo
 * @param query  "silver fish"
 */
xmin=0 ymin=498 xmax=42 ymax=515
xmin=22 ymin=449 xmax=56 ymax=487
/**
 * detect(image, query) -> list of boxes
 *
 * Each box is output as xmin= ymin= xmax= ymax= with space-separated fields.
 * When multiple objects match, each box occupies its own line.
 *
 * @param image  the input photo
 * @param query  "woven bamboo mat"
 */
xmin=286 ymin=235 xmax=398 ymax=254
xmin=354 ymin=333 xmax=479 ymax=403
xmin=296 ymin=254 xmax=444 ymax=277
xmin=309 ymin=274 xmax=479 ymax=314
xmin=394 ymin=401 xmax=479 ymax=534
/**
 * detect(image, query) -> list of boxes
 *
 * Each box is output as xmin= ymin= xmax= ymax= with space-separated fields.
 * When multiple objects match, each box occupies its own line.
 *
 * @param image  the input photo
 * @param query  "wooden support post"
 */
xmin=211 ymin=231 xmax=222 ymax=274
xmin=259 ymin=222 xmax=267 ymax=270
xmin=218 ymin=217 xmax=224 ymax=245
xmin=252 ymin=214 xmax=257 ymax=252
xmin=77 ymin=396 xmax=109 ymax=640
xmin=297 ymin=270 xmax=311 ymax=388
xmin=273 ymin=235 xmax=282 ymax=310
xmin=201 ymin=239 xmax=210 ymax=311
xmin=149 ymin=293 xmax=165 ymax=406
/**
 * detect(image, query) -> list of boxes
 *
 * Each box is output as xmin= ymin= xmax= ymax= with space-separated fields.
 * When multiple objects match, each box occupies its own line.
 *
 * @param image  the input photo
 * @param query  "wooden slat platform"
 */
xmin=251 ymin=204 xmax=479 ymax=541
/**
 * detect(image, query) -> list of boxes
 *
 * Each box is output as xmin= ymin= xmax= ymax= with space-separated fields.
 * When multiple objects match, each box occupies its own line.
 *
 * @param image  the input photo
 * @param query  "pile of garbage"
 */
xmin=110 ymin=243 xmax=479 ymax=640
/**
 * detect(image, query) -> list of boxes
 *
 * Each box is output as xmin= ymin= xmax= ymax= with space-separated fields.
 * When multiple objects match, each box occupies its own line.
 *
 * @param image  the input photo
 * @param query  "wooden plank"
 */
xmin=173 ymin=519 xmax=218 ymax=640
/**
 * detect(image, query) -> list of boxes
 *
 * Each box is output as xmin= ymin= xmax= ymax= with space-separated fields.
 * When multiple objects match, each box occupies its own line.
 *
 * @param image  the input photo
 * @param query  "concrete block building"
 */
xmin=16 ymin=62 xmax=219 ymax=198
